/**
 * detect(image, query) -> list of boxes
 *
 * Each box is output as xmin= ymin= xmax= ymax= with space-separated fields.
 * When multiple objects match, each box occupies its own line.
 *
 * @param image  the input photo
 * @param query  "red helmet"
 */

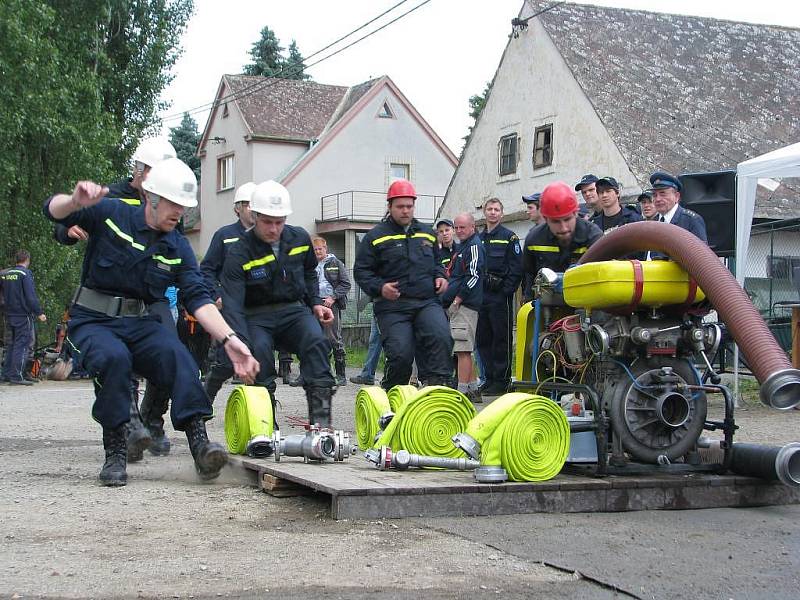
xmin=539 ymin=181 xmax=579 ymax=219
xmin=387 ymin=179 xmax=417 ymax=201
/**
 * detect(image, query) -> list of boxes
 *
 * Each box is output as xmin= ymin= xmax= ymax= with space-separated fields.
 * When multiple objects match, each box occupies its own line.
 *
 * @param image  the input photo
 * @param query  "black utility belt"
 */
xmin=244 ymin=300 xmax=304 ymax=315
xmin=73 ymin=286 xmax=148 ymax=318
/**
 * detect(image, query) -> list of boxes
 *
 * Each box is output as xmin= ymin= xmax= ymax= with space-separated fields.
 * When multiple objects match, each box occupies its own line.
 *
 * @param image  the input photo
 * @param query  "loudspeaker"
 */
xmin=678 ymin=170 xmax=736 ymax=257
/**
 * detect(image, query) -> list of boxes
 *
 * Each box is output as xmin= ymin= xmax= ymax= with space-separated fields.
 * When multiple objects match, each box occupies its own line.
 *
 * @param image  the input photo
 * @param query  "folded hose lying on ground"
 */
xmin=357 ymin=385 xmax=477 ymax=457
xmin=387 ymin=384 xmax=418 ymax=412
xmin=458 ymin=393 xmax=570 ymax=481
xmin=225 ymin=385 xmax=274 ymax=457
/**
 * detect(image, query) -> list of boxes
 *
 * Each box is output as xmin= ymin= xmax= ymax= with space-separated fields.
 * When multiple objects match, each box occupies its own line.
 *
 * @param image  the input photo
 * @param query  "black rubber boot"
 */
xmin=278 ymin=352 xmax=293 ymax=385
xmin=126 ymin=391 xmax=151 ymax=463
xmin=99 ymin=425 xmax=128 ymax=487
xmin=185 ymin=418 xmax=228 ymax=481
xmin=141 ymin=383 xmax=171 ymax=456
xmin=288 ymin=374 xmax=305 ymax=387
xmin=334 ymin=357 xmax=347 ymax=386
xmin=203 ymin=364 xmax=231 ymax=404
xmin=306 ymin=387 xmax=334 ymax=428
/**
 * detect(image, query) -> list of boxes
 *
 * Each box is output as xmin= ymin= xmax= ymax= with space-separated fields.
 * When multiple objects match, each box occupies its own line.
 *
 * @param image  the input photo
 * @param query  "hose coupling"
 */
xmin=366 ymin=446 xmax=480 ymax=471
xmin=274 ymin=426 xmax=353 ymax=463
xmin=760 ymin=368 xmax=800 ymax=410
xmin=245 ymin=435 xmax=275 ymax=458
xmin=451 ymin=432 xmax=481 ymax=461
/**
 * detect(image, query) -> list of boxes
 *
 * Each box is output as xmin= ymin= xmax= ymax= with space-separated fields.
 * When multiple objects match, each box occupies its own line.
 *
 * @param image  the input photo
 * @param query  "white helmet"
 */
xmin=141 ymin=158 xmax=198 ymax=208
xmin=132 ymin=138 xmax=177 ymax=168
xmin=234 ymin=181 xmax=257 ymax=205
xmin=250 ymin=180 xmax=292 ymax=217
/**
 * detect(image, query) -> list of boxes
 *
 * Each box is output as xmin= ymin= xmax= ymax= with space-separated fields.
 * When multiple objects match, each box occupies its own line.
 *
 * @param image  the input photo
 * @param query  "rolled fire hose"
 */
xmin=387 ymin=384 xmax=417 ymax=412
xmin=355 ymin=386 xmax=392 ymax=449
xmin=370 ymin=386 xmax=477 ymax=457
xmin=224 ymin=385 xmax=274 ymax=457
xmin=454 ymin=393 xmax=570 ymax=482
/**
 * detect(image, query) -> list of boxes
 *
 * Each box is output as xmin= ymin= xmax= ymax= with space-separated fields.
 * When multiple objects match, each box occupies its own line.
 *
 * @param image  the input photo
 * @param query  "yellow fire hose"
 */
xmin=461 ymin=392 xmax=570 ymax=481
xmin=224 ymin=385 xmax=274 ymax=456
xmin=387 ymin=384 xmax=417 ymax=412
xmin=374 ymin=386 xmax=477 ymax=457
xmin=355 ymin=386 xmax=392 ymax=449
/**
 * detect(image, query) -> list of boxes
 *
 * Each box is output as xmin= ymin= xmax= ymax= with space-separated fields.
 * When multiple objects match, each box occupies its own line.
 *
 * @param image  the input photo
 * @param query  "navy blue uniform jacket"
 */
xmin=479 ymin=224 xmax=522 ymax=299
xmin=220 ymin=225 xmax=320 ymax=342
xmin=671 ymin=205 xmax=708 ymax=242
xmin=353 ymin=216 xmax=444 ymax=309
xmin=441 ymin=232 xmax=484 ymax=311
xmin=0 ymin=266 xmax=43 ymax=317
xmin=200 ymin=220 xmax=248 ymax=301
xmin=43 ymin=197 xmax=211 ymax=314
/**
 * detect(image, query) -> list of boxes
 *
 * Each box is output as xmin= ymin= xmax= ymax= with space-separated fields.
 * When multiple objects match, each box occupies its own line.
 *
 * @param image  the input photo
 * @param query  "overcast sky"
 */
xmin=158 ymin=0 xmax=800 ymax=154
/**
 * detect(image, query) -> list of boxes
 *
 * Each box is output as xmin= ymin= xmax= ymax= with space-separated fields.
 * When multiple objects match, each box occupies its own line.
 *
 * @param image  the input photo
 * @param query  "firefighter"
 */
xmin=220 ymin=181 xmax=337 ymax=427
xmin=353 ymin=179 xmax=453 ymax=390
xmin=522 ymin=181 xmax=603 ymax=287
xmin=44 ymin=158 xmax=259 ymax=486
xmin=201 ymin=181 xmax=256 ymax=402
xmin=476 ymin=198 xmax=522 ymax=396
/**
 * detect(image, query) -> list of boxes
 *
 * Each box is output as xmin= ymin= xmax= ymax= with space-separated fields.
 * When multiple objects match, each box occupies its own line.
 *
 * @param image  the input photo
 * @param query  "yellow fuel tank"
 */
xmin=563 ymin=260 xmax=705 ymax=310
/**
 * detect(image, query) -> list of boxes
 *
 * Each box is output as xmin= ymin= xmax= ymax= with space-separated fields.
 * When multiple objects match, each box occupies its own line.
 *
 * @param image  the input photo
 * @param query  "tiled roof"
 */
xmin=526 ymin=1 xmax=800 ymax=218
xmin=224 ymin=75 xmax=348 ymax=140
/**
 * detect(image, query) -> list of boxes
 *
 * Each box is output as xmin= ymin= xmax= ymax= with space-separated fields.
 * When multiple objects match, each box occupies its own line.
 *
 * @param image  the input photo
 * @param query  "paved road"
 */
xmin=1 ymin=378 xmax=797 ymax=599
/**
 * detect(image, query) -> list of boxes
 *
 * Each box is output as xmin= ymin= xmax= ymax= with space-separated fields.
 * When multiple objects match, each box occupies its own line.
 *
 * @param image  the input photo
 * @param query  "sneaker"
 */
xmin=349 ymin=374 xmax=375 ymax=385
xmin=467 ymin=389 xmax=483 ymax=404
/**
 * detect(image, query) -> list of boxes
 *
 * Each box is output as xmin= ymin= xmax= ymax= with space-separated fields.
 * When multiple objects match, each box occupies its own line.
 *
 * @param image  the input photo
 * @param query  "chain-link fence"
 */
xmin=742 ymin=219 xmax=800 ymax=352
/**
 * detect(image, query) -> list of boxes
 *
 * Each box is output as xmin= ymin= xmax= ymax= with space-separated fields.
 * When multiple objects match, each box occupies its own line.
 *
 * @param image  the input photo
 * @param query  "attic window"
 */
xmin=222 ymin=103 xmax=229 ymax=118
xmin=533 ymin=124 xmax=553 ymax=169
xmin=378 ymin=101 xmax=394 ymax=119
xmin=498 ymin=133 xmax=518 ymax=176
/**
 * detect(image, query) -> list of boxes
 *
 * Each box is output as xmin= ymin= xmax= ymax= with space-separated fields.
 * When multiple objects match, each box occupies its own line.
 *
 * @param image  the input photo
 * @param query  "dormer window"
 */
xmin=378 ymin=101 xmax=394 ymax=119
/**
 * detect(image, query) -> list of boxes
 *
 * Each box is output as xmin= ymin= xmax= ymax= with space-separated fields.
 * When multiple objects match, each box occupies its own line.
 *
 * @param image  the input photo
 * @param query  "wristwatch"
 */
xmin=222 ymin=332 xmax=239 ymax=346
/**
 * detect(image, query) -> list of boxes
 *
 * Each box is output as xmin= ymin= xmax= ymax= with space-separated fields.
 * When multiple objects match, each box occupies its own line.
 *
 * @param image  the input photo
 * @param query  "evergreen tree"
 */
xmin=463 ymin=80 xmax=493 ymax=147
xmin=284 ymin=40 xmax=310 ymax=80
xmin=170 ymin=112 xmax=201 ymax=181
xmin=243 ymin=28 xmax=312 ymax=80
xmin=243 ymin=26 xmax=284 ymax=77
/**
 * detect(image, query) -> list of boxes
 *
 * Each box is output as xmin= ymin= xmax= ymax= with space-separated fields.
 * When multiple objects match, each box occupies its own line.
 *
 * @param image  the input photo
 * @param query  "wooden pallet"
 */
xmin=229 ymin=455 xmax=800 ymax=519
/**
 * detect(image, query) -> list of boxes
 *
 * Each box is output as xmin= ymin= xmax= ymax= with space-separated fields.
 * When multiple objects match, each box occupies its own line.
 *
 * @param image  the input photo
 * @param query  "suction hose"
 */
xmin=224 ymin=385 xmax=274 ymax=457
xmin=455 ymin=393 xmax=570 ymax=482
xmin=578 ymin=221 xmax=800 ymax=410
xmin=374 ymin=386 xmax=477 ymax=457
xmin=730 ymin=442 xmax=800 ymax=487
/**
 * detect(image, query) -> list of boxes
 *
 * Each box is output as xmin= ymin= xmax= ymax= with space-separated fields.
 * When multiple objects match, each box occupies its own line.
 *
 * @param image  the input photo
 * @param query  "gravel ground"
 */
xmin=1 ymin=374 xmax=798 ymax=599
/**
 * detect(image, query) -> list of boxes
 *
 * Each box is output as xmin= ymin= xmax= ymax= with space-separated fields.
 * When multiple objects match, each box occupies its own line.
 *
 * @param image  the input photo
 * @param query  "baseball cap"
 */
xmin=574 ymin=174 xmax=598 ymax=191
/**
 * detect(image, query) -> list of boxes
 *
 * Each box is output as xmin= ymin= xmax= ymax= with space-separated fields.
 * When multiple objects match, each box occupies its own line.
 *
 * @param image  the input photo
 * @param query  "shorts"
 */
xmin=448 ymin=305 xmax=478 ymax=353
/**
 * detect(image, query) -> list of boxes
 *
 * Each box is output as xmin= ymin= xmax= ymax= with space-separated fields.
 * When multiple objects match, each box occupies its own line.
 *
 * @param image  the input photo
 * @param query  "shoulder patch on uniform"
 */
xmin=684 ymin=208 xmax=700 ymax=217
xmin=514 ymin=240 xmax=521 ymax=254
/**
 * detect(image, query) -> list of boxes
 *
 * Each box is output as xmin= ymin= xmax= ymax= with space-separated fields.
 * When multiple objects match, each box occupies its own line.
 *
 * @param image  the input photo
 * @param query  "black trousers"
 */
xmin=476 ymin=295 xmax=513 ymax=386
xmin=375 ymin=298 xmax=453 ymax=390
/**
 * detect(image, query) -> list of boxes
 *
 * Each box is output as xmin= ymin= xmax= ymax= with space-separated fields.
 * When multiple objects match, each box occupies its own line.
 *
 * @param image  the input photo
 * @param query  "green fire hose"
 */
xmin=461 ymin=392 xmax=570 ymax=481
xmin=375 ymin=386 xmax=477 ymax=457
xmin=387 ymin=384 xmax=417 ymax=411
xmin=355 ymin=385 xmax=391 ymax=449
xmin=225 ymin=385 xmax=274 ymax=456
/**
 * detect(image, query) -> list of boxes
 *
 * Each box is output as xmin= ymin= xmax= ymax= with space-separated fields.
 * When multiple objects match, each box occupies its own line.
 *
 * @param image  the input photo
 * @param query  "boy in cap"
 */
xmin=574 ymin=174 xmax=599 ymax=216
xmin=522 ymin=193 xmax=542 ymax=225
xmin=590 ymin=176 xmax=642 ymax=232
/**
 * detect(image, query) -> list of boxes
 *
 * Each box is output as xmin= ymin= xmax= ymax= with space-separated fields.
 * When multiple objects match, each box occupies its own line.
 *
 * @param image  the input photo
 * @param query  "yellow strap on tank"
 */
xmin=375 ymin=386 xmax=477 ymax=457
xmin=464 ymin=392 xmax=570 ymax=481
xmin=355 ymin=386 xmax=392 ymax=449
xmin=224 ymin=385 xmax=274 ymax=454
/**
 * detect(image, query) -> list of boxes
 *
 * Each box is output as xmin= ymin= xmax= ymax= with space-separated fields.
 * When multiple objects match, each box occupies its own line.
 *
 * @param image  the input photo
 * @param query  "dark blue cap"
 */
xmin=648 ymin=171 xmax=682 ymax=192
xmin=522 ymin=192 xmax=541 ymax=204
xmin=595 ymin=176 xmax=620 ymax=191
xmin=575 ymin=174 xmax=598 ymax=191
xmin=638 ymin=191 xmax=653 ymax=201
xmin=435 ymin=218 xmax=454 ymax=228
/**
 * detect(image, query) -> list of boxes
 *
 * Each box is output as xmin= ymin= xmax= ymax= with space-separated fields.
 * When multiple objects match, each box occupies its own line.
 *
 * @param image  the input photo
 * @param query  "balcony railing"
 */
xmin=320 ymin=190 xmax=444 ymax=223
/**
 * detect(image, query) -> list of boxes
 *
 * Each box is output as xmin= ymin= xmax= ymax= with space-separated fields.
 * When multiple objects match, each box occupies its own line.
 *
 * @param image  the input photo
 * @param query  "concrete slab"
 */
xmin=230 ymin=454 xmax=800 ymax=519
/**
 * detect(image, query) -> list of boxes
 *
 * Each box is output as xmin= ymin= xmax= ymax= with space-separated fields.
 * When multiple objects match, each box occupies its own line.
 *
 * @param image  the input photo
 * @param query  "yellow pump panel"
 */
xmin=563 ymin=260 xmax=705 ymax=310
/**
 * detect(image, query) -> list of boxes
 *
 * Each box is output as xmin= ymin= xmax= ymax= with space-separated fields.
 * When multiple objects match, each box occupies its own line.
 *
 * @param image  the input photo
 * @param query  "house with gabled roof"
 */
xmin=193 ymin=74 xmax=457 ymax=265
xmin=441 ymin=0 xmax=800 ymax=245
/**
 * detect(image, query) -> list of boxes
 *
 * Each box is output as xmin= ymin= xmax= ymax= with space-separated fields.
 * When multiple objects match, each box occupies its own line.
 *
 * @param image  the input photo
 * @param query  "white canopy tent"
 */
xmin=736 ymin=142 xmax=800 ymax=285
xmin=734 ymin=142 xmax=800 ymax=399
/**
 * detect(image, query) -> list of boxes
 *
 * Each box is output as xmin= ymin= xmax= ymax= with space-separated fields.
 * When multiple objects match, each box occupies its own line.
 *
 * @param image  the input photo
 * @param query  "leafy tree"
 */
xmin=462 ymin=81 xmax=493 ymax=148
xmin=0 ymin=0 xmax=193 ymax=340
xmin=243 ymin=27 xmax=312 ymax=80
xmin=243 ymin=26 xmax=284 ymax=77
